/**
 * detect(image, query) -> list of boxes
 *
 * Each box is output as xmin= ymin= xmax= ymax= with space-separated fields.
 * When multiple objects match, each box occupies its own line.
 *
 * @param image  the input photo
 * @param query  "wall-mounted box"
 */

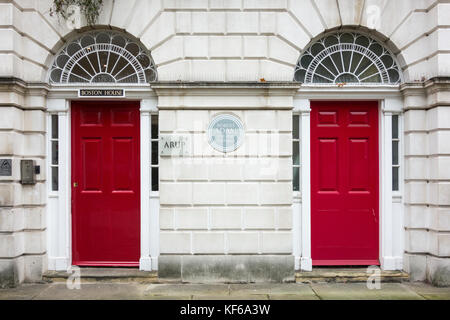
xmin=21 ymin=160 xmax=36 ymax=185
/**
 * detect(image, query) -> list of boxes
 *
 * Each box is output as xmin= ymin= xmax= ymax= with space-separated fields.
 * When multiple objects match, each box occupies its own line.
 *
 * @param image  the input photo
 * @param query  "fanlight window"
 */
xmin=294 ymin=32 xmax=402 ymax=84
xmin=49 ymin=31 xmax=157 ymax=84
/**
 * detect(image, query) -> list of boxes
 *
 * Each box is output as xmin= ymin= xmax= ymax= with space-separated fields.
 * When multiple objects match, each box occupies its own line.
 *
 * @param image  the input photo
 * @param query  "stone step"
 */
xmin=295 ymin=268 xmax=410 ymax=284
xmin=43 ymin=268 xmax=159 ymax=284
xmin=43 ymin=267 xmax=410 ymax=284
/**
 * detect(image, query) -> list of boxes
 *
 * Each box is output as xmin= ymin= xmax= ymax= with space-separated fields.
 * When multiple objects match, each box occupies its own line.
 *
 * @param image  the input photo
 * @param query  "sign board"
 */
xmin=208 ymin=114 xmax=245 ymax=153
xmin=160 ymin=135 xmax=191 ymax=156
xmin=78 ymin=89 xmax=125 ymax=98
xmin=0 ymin=159 xmax=12 ymax=176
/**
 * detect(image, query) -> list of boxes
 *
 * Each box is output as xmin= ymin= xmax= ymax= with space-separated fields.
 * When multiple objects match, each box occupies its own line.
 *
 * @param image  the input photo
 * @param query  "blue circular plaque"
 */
xmin=208 ymin=114 xmax=245 ymax=153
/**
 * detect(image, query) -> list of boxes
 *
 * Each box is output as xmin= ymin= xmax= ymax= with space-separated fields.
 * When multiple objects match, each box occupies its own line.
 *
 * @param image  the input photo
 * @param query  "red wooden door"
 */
xmin=311 ymin=101 xmax=379 ymax=266
xmin=71 ymin=101 xmax=140 ymax=266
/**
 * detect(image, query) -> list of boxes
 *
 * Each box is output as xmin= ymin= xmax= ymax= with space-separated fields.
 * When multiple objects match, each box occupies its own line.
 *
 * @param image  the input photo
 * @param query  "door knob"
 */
xmin=73 ymin=182 xmax=78 ymax=188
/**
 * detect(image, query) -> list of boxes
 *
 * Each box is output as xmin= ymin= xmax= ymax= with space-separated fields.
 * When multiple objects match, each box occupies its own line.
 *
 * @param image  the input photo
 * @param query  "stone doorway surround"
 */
xmin=293 ymin=85 xmax=405 ymax=273
xmin=13 ymin=81 xmax=408 ymax=284
xmin=45 ymin=85 xmax=159 ymax=272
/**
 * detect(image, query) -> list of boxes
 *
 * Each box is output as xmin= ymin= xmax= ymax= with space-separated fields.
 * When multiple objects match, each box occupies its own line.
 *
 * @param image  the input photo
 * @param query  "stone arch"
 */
xmin=44 ymin=26 xmax=157 ymax=84
xmin=294 ymin=27 xmax=405 ymax=84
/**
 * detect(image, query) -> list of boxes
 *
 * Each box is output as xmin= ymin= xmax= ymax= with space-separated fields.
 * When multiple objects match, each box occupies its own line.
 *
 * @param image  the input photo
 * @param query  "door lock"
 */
xmin=73 ymin=182 xmax=78 ymax=188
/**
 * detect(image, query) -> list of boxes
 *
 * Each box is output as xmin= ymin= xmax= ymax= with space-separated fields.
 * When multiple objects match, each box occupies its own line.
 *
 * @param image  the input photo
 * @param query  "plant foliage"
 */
xmin=51 ymin=0 xmax=104 ymax=26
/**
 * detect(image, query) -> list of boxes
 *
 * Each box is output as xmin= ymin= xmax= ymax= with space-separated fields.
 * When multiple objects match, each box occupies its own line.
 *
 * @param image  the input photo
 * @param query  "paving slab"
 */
xmin=0 ymin=284 xmax=49 ymax=300
xmin=144 ymin=295 xmax=193 ymax=300
xmin=229 ymin=283 xmax=317 ymax=300
xmin=311 ymin=283 xmax=425 ymax=300
xmin=33 ymin=283 xmax=148 ymax=300
xmin=193 ymin=295 xmax=269 ymax=300
xmin=144 ymin=284 xmax=229 ymax=297
xmin=1 ymin=281 xmax=448 ymax=300
xmin=405 ymin=282 xmax=450 ymax=300
xmin=269 ymin=294 xmax=319 ymax=300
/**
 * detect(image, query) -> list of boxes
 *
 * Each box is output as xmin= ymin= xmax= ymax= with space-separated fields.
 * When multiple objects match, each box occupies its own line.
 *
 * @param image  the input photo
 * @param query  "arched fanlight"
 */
xmin=49 ymin=31 xmax=157 ymax=84
xmin=294 ymin=32 xmax=402 ymax=84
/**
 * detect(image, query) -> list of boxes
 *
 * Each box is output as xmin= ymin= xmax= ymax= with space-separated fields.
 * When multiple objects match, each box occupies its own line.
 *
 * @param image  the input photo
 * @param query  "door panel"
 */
xmin=112 ymin=138 xmax=134 ymax=192
xmin=348 ymin=138 xmax=370 ymax=191
xmin=311 ymin=101 xmax=379 ymax=266
xmin=82 ymin=138 xmax=103 ymax=191
xmin=72 ymin=101 xmax=140 ymax=266
xmin=318 ymin=139 xmax=338 ymax=192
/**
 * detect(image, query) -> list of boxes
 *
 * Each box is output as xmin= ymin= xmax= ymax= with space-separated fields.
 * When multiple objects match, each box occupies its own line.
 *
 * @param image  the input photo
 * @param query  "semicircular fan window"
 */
xmin=294 ymin=32 xmax=402 ymax=85
xmin=49 ymin=31 xmax=157 ymax=84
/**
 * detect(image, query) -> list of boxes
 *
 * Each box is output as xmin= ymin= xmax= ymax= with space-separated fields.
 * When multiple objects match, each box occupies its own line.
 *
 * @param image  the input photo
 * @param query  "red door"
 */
xmin=71 ymin=101 xmax=140 ymax=266
xmin=311 ymin=101 xmax=379 ymax=266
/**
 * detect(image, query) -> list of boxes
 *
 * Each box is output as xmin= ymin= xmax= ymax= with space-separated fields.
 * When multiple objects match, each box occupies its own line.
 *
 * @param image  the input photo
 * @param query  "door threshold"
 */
xmin=295 ymin=268 xmax=409 ymax=284
xmin=43 ymin=267 xmax=158 ymax=284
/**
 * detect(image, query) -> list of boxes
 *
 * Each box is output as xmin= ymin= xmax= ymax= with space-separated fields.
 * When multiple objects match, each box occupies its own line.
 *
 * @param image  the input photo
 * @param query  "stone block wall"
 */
xmin=402 ymin=79 xmax=450 ymax=286
xmin=0 ymin=0 xmax=449 ymax=286
xmin=157 ymin=99 xmax=295 ymax=282
xmin=0 ymin=81 xmax=47 ymax=288
xmin=1 ymin=0 xmax=446 ymax=83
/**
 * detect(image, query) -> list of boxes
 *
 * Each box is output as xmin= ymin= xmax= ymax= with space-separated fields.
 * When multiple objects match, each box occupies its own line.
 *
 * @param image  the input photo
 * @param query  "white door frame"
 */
xmin=46 ymin=86 xmax=159 ymax=271
xmin=293 ymin=85 xmax=404 ymax=271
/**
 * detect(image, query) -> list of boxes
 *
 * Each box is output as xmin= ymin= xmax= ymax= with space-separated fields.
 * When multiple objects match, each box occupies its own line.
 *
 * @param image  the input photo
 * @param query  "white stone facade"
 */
xmin=402 ymin=82 xmax=450 ymax=285
xmin=155 ymin=86 xmax=297 ymax=281
xmin=0 ymin=0 xmax=449 ymax=286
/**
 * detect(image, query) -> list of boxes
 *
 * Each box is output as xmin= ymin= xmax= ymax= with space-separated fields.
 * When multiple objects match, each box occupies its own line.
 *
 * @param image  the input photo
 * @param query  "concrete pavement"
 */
xmin=0 ymin=282 xmax=449 ymax=300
